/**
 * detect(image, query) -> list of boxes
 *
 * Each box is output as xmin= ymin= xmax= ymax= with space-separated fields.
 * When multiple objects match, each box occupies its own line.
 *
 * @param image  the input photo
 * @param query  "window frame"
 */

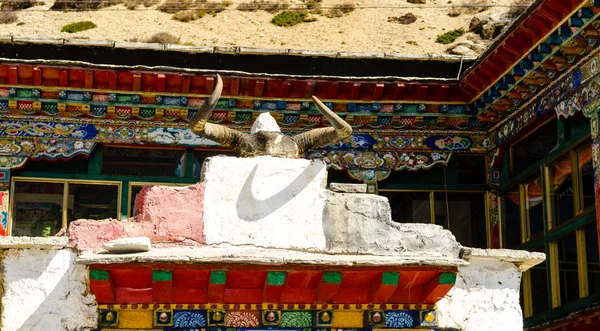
xmin=9 ymin=176 xmax=122 ymax=235
xmin=504 ymin=136 xmax=598 ymax=318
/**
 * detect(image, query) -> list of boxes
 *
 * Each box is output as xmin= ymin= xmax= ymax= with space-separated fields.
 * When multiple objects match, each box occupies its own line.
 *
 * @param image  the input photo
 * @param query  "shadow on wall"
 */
xmin=0 ymin=249 xmax=96 ymax=331
xmin=235 ymin=163 xmax=323 ymax=222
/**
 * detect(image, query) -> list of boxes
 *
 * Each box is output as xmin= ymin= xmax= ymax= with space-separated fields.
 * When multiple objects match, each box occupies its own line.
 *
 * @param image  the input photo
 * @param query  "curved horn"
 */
xmin=312 ymin=96 xmax=352 ymax=138
xmin=190 ymin=74 xmax=223 ymax=132
xmin=200 ymin=74 xmax=223 ymax=117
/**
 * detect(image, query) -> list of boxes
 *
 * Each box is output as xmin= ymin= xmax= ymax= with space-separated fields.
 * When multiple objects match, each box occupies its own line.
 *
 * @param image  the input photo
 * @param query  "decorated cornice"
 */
xmin=488 ymin=49 xmax=600 ymax=148
xmin=0 ymin=86 xmax=483 ymax=132
xmin=462 ymin=0 xmax=600 ymax=126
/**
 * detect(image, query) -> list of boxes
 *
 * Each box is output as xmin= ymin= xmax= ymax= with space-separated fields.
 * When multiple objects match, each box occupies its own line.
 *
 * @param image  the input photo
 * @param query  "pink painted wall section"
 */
xmin=69 ymin=183 xmax=205 ymax=250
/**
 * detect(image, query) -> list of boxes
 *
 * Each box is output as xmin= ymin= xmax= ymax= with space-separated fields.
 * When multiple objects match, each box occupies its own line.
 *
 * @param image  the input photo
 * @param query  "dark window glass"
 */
xmin=586 ymin=223 xmax=600 ymax=296
xmin=193 ymin=150 xmax=236 ymax=178
xmin=102 ymin=147 xmax=185 ymax=177
xmin=380 ymin=192 xmax=431 ymax=223
xmin=433 ymin=192 xmax=487 ymax=248
xmin=531 ymin=247 xmax=550 ymax=315
xmin=12 ymin=181 xmax=64 ymax=237
xmin=549 ymin=154 xmax=575 ymax=226
xmin=525 ymin=175 xmax=544 ymax=238
xmin=67 ymin=184 xmax=118 ymax=224
xmin=558 ymin=233 xmax=580 ymax=304
xmin=578 ymin=142 xmax=595 ymax=210
xmin=513 ymin=119 xmax=558 ymax=175
xmin=503 ymin=190 xmax=522 ymax=248
xmin=454 ymin=155 xmax=487 ymax=185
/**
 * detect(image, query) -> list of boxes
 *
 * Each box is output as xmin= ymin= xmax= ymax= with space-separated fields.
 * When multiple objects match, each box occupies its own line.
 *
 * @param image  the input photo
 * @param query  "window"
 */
xmin=549 ymin=154 xmax=575 ymax=226
xmin=12 ymin=181 xmax=64 ymax=237
xmin=585 ymin=223 xmax=600 ymax=296
xmin=524 ymin=175 xmax=544 ymax=239
xmin=380 ymin=191 xmax=431 ymax=223
xmin=577 ymin=142 xmax=594 ymax=211
xmin=433 ymin=192 xmax=487 ymax=248
xmin=454 ymin=155 xmax=487 ymax=185
xmin=512 ymin=119 xmax=558 ymax=175
xmin=530 ymin=247 xmax=550 ymax=316
xmin=557 ymin=233 xmax=580 ymax=304
xmin=11 ymin=178 xmax=120 ymax=236
xmin=502 ymin=188 xmax=522 ymax=249
xmin=102 ymin=146 xmax=185 ymax=178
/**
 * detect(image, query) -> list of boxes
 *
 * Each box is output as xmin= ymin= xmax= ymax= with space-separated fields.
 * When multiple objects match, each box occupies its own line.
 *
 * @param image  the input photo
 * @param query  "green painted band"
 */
xmin=210 ymin=271 xmax=227 ymax=285
xmin=152 ymin=270 xmax=172 ymax=281
xmin=382 ymin=272 xmax=400 ymax=285
xmin=439 ymin=273 xmax=457 ymax=285
xmin=323 ymin=271 xmax=342 ymax=284
xmin=267 ymin=271 xmax=287 ymax=286
xmin=90 ymin=269 xmax=109 ymax=281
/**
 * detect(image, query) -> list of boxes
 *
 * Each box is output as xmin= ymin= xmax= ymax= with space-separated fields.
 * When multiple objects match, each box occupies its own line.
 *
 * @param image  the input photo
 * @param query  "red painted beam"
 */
xmin=328 ymin=82 xmax=339 ymax=99
xmin=132 ymin=73 xmax=141 ymax=91
xmin=205 ymin=76 xmax=215 ymax=95
xmin=350 ymin=83 xmax=361 ymax=100
xmin=157 ymin=74 xmax=166 ymax=92
xmin=33 ymin=67 xmax=42 ymax=86
xmin=181 ymin=74 xmax=191 ymax=93
xmin=208 ymin=271 xmax=226 ymax=302
xmin=316 ymin=272 xmax=341 ymax=303
xmin=373 ymin=84 xmax=384 ymax=100
xmin=230 ymin=78 xmax=240 ymax=96
xmin=421 ymin=273 xmax=457 ymax=303
xmin=59 ymin=69 xmax=68 ymax=87
xmin=304 ymin=81 xmax=316 ymax=98
xmin=255 ymin=80 xmax=265 ymax=97
xmin=153 ymin=270 xmax=173 ymax=303
xmin=278 ymin=80 xmax=291 ymax=98
xmin=394 ymin=84 xmax=405 ymax=99
xmin=89 ymin=270 xmax=116 ymax=304
xmin=369 ymin=272 xmax=400 ymax=303
xmin=263 ymin=271 xmax=286 ymax=303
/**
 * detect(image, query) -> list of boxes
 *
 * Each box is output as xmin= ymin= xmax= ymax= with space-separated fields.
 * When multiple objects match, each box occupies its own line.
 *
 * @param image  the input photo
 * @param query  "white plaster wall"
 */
xmin=201 ymin=156 xmax=329 ymax=250
xmin=437 ymin=257 xmax=523 ymax=331
xmin=0 ymin=248 xmax=97 ymax=331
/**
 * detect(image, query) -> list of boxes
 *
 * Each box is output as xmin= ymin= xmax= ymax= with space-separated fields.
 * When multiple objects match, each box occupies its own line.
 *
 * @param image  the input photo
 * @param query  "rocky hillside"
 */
xmin=0 ymin=0 xmax=533 ymax=55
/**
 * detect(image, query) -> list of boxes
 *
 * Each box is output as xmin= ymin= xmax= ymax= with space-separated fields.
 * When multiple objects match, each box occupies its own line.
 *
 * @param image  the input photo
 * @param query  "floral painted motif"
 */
xmin=385 ymin=311 xmax=416 ymax=328
xmin=224 ymin=312 xmax=260 ymax=328
xmin=173 ymin=310 xmax=206 ymax=328
xmin=279 ymin=311 xmax=313 ymax=328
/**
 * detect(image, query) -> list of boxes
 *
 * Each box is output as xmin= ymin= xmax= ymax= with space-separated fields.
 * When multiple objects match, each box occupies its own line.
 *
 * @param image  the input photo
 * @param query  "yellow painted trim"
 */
xmin=523 ymin=270 xmax=533 ymax=318
xmin=549 ymin=242 xmax=561 ymax=308
xmin=544 ymin=165 xmax=554 ymax=232
xmin=468 ymin=0 xmax=591 ymax=103
xmin=520 ymin=184 xmax=528 ymax=244
xmin=576 ymin=229 xmax=589 ymax=298
xmin=97 ymin=304 xmax=437 ymax=311
xmin=429 ymin=191 xmax=436 ymax=224
xmin=62 ymin=181 xmax=69 ymax=229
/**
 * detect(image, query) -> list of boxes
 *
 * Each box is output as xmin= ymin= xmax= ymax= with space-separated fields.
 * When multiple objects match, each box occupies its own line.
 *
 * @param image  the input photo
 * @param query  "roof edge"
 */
xmin=0 ymin=34 xmax=478 ymax=63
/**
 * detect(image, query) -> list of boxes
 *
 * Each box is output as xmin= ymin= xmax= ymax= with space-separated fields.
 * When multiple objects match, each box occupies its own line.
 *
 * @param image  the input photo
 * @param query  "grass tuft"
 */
xmin=271 ymin=10 xmax=315 ymax=26
xmin=0 ymin=10 xmax=18 ymax=24
xmin=145 ymin=31 xmax=180 ymax=44
xmin=61 ymin=20 xmax=97 ymax=33
xmin=436 ymin=28 xmax=465 ymax=44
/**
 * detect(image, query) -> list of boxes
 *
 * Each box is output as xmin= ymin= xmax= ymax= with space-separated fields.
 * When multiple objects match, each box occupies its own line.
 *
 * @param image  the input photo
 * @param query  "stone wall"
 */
xmin=0 ymin=238 xmax=97 ymax=331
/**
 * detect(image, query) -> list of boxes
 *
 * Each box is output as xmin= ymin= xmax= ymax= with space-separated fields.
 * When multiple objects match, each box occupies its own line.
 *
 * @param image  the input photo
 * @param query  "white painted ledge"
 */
xmin=0 ymin=236 xmax=68 ymax=249
xmin=76 ymin=246 xmax=468 ymax=267
xmin=461 ymin=248 xmax=546 ymax=272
